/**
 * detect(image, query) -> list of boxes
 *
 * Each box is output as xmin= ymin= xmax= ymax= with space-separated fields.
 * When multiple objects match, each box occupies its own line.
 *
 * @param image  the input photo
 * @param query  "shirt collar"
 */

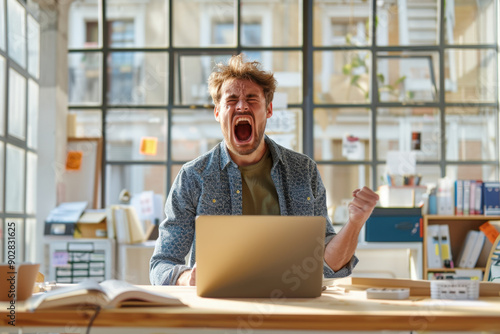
xmin=219 ymin=135 xmax=283 ymax=170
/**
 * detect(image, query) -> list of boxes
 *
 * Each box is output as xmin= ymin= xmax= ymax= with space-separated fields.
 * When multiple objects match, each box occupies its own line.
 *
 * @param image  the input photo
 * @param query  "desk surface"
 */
xmin=2 ymin=278 xmax=500 ymax=332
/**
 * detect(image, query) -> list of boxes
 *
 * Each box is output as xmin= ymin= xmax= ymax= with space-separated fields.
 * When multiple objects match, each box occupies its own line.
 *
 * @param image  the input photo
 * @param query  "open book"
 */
xmin=26 ymin=279 xmax=184 ymax=311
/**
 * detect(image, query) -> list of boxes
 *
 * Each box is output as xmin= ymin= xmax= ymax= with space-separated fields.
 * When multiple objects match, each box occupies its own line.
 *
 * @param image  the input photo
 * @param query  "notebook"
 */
xmin=195 ymin=215 xmax=326 ymax=298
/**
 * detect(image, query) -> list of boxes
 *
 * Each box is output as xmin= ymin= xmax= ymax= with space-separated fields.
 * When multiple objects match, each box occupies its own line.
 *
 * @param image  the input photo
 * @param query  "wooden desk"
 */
xmin=1 ymin=278 xmax=500 ymax=333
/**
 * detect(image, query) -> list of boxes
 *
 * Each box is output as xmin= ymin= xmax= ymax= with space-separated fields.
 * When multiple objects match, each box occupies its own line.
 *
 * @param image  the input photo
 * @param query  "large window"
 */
xmin=67 ymin=0 xmax=498 ymax=223
xmin=0 ymin=0 xmax=40 ymax=262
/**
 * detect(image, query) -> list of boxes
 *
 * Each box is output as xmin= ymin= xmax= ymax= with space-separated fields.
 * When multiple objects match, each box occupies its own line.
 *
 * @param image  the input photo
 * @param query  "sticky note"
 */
xmin=66 ymin=151 xmax=83 ymax=171
xmin=140 ymin=137 xmax=158 ymax=156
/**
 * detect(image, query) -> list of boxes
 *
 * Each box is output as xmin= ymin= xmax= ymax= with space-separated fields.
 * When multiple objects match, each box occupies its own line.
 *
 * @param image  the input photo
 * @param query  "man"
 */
xmin=150 ymin=54 xmax=379 ymax=286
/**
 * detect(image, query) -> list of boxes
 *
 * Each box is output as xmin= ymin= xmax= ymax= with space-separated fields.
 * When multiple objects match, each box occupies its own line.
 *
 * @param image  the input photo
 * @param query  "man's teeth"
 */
xmin=235 ymin=117 xmax=251 ymax=125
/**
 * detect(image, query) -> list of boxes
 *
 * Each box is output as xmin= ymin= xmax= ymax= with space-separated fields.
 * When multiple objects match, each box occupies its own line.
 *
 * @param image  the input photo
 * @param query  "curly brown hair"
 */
xmin=208 ymin=54 xmax=277 ymax=106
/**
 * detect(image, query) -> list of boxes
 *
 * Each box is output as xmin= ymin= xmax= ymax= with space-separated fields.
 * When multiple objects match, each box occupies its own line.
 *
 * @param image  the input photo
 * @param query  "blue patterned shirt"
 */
xmin=149 ymin=136 xmax=358 ymax=285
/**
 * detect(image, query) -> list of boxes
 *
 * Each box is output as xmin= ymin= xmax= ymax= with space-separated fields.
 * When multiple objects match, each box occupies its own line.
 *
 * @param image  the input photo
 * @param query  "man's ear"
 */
xmin=214 ymin=105 xmax=220 ymax=122
xmin=266 ymin=102 xmax=273 ymax=119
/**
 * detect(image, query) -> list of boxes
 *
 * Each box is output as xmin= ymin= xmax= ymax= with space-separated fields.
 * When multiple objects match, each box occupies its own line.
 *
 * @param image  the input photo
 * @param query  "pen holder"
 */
xmin=430 ymin=280 xmax=479 ymax=300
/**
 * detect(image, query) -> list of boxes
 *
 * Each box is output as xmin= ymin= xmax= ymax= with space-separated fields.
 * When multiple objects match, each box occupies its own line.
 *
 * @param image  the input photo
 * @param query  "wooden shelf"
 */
xmin=423 ymin=215 xmax=500 ymax=279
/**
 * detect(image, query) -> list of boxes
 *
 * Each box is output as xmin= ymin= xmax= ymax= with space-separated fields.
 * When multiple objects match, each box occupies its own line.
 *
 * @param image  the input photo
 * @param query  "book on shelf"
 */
xmin=428 ymin=269 xmax=483 ymax=281
xmin=439 ymin=225 xmax=453 ymax=268
xmin=107 ymin=205 xmax=146 ymax=244
xmin=426 ymin=225 xmax=442 ymax=269
xmin=454 ymin=179 xmax=487 ymax=216
xmin=26 ymin=279 xmax=185 ymax=311
xmin=483 ymin=181 xmax=500 ymax=216
xmin=456 ymin=230 xmax=485 ymax=269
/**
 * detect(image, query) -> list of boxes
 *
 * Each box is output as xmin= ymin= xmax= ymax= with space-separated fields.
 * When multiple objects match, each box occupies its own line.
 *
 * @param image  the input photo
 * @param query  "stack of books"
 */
xmin=455 ymin=180 xmax=500 ymax=216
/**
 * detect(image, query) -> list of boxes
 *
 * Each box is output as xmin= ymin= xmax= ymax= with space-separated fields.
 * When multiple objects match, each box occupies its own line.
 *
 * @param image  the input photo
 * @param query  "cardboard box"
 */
xmin=365 ymin=208 xmax=422 ymax=242
xmin=74 ymin=210 xmax=108 ymax=238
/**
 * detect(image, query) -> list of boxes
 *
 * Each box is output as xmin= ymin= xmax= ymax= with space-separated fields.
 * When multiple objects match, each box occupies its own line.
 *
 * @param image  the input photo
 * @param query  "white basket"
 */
xmin=430 ymin=280 xmax=479 ymax=300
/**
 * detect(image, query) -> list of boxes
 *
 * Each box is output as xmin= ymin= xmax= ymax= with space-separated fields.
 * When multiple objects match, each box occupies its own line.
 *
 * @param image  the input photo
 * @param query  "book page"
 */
xmin=27 ymin=280 xmax=107 ymax=311
xmin=99 ymin=280 xmax=184 ymax=308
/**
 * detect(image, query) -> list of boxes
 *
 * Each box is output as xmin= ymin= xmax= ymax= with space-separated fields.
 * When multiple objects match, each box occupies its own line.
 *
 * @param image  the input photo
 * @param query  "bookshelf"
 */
xmin=423 ymin=215 xmax=500 ymax=279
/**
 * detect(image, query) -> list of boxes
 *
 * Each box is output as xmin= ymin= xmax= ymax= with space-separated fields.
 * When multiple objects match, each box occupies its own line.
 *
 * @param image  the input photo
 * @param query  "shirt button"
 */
xmin=236 ymin=190 xmax=240 ymax=194
xmin=307 ymin=197 xmax=311 ymax=201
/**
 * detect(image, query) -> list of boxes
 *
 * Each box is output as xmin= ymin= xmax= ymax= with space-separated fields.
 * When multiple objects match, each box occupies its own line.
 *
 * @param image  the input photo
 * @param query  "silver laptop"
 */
xmin=195 ymin=215 xmax=326 ymax=298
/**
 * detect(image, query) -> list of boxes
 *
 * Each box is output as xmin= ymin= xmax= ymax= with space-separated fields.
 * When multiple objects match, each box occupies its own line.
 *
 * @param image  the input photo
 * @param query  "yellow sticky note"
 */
xmin=140 ymin=137 xmax=158 ymax=156
xmin=66 ymin=151 xmax=83 ymax=171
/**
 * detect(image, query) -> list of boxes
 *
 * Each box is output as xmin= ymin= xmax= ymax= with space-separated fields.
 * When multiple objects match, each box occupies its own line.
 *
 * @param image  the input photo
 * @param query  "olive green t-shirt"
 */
xmin=238 ymin=149 xmax=280 ymax=215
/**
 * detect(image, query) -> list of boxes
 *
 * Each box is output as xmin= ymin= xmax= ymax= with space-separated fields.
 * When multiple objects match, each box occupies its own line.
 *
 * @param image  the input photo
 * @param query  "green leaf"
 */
xmin=346 ymin=33 xmax=352 ymax=45
xmin=350 ymin=75 xmax=360 ymax=86
xmin=377 ymin=73 xmax=385 ymax=83
xmin=342 ymin=64 xmax=352 ymax=75
xmin=394 ymin=75 xmax=407 ymax=86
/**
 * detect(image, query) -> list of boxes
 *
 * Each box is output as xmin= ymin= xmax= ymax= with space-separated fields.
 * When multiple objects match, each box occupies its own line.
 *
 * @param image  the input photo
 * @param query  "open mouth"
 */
xmin=234 ymin=117 xmax=253 ymax=143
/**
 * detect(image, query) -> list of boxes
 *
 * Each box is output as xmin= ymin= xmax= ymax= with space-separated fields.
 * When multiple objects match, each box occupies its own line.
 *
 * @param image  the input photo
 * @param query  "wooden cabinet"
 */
xmin=423 ymin=215 xmax=500 ymax=279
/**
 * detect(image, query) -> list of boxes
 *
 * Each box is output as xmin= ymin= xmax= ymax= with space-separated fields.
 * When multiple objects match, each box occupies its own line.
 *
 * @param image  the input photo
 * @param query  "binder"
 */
xmin=439 ymin=225 xmax=453 ymax=267
xmin=463 ymin=180 xmax=471 ymax=215
xmin=469 ymin=181 xmax=476 ymax=215
xmin=466 ymin=232 xmax=486 ymax=269
xmin=457 ymin=230 xmax=479 ymax=268
xmin=455 ymin=180 xmax=463 ymax=215
xmin=483 ymin=181 xmax=500 ymax=215
xmin=427 ymin=225 xmax=442 ymax=269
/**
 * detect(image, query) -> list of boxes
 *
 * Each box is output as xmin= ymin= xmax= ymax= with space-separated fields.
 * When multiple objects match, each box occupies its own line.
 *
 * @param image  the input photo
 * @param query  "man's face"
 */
xmin=214 ymin=78 xmax=272 ymax=165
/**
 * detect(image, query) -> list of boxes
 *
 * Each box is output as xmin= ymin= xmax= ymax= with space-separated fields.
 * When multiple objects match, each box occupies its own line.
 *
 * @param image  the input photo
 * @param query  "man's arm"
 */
xmin=324 ymin=187 xmax=379 ymax=271
xmin=149 ymin=167 xmax=197 ymax=285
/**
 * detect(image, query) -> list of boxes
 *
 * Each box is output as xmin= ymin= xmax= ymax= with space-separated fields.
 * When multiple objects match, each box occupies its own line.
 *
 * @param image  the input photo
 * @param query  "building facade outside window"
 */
xmin=66 ymin=0 xmax=498 ymax=224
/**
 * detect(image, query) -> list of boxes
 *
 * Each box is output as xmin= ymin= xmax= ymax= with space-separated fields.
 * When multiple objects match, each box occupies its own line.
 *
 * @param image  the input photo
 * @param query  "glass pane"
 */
xmin=313 ymin=0 xmax=371 ymax=46
xmin=0 ymin=143 xmax=3 ymax=212
xmin=107 ymin=52 xmax=168 ymax=105
xmin=25 ymin=218 xmax=36 ymax=262
xmin=266 ymin=108 xmax=302 ymax=152
xmin=68 ymin=52 xmax=102 ymax=105
xmin=175 ymin=54 xmax=233 ymax=105
xmin=377 ymin=52 xmax=439 ymax=103
xmin=6 ymin=144 xmax=25 ymax=213
xmin=68 ymin=0 xmax=101 ymax=48
xmin=242 ymin=0 xmax=302 ymax=47
xmin=313 ymin=108 xmax=371 ymax=161
xmin=445 ymin=0 xmax=496 ymax=45
xmin=377 ymin=164 xmax=441 ymax=188
xmin=446 ymin=107 xmax=498 ymax=161
xmin=314 ymin=50 xmax=371 ymax=104
xmin=105 ymin=164 xmax=166 ymax=206
xmin=106 ymin=0 xmax=168 ymax=47
xmin=8 ymin=68 xmax=26 ymax=140
xmin=106 ymin=109 xmax=167 ymax=161
xmin=0 ymin=0 xmax=5 ymax=50
xmin=171 ymin=108 xmax=221 ymax=161
xmin=27 ymin=79 xmax=38 ymax=149
xmin=26 ymin=0 xmax=40 ymax=19
xmin=68 ymin=110 xmax=102 ymax=138
xmin=4 ymin=219 xmax=24 ymax=263
xmin=445 ymin=49 xmax=497 ymax=103
xmin=27 ymin=15 xmax=40 ymax=78
xmin=173 ymin=0 xmax=235 ymax=47
xmin=318 ymin=164 xmax=371 ymax=222
xmin=242 ymin=51 xmax=302 ymax=104
xmin=8 ymin=0 xmax=26 ymax=68
xmin=0 ymin=56 xmax=5 ymax=136
xmin=377 ymin=108 xmax=440 ymax=161
xmin=446 ymin=164 xmax=498 ymax=181
xmin=26 ymin=152 xmax=36 ymax=214
xmin=376 ymin=0 xmax=439 ymax=46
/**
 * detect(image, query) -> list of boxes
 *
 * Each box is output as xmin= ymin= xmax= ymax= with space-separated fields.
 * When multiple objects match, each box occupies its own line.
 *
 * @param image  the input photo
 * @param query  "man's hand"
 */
xmin=176 ymin=264 xmax=196 ymax=286
xmin=348 ymin=186 xmax=379 ymax=228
